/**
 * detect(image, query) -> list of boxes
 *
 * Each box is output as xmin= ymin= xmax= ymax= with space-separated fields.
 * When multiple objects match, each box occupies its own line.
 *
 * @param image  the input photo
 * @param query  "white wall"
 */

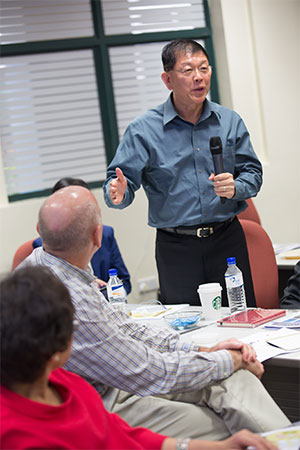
xmin=1 ymin=0 xmax=299 ymax=301
xmin=209 ymin=0 xmax=300 ymax=243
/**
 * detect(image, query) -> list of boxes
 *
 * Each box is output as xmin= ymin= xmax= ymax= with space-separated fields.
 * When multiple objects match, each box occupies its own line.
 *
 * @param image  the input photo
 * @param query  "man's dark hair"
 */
xmin=0 ymin=266 xmax=74 ymax=388
xmin=162 ymin=39 xmax=209 ymax=72
xmin=52 ymin=177 xmax=89 ymax=193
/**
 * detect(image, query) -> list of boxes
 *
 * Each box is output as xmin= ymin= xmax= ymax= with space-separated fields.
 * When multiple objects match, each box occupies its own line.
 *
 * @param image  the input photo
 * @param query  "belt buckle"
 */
xmin=196 ymin=227 xmax=213 ymax=238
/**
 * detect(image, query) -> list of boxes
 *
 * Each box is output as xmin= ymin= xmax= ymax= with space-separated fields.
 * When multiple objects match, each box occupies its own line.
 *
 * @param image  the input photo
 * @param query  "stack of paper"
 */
xmin=241 ymin=328 xmax=300 ymax=361
xmin=129 ymin=303 xmax=189 ymax=320
xmin=266 ymin=328 xmax=300 ymax=351
xmin=264 ymin=313 xmax=300 ymax=329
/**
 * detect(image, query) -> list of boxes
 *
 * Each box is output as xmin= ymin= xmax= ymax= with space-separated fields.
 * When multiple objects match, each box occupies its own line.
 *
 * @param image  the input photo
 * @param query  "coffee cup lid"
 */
xmin=197 ymin=282 xmax=222 ymax=293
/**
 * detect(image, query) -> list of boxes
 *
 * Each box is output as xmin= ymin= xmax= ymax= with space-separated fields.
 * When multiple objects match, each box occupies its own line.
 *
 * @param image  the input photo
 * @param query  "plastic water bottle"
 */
xmin=224 ymin=257 xmax=247 ymax=314
xmin=107 ymin=268 xmax=127 ymax=312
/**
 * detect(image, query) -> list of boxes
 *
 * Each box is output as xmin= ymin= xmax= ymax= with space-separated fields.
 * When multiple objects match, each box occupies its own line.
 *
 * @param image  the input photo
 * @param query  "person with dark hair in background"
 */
xmin=32 ymin=176 xmax=131 ymax=295
xmin=103 ymin=39 xmax=262 ymax=308
xmin=280 ymin=260 xmax=300 ymax=309
xmin=17 ymin=185 xmax=290 ymax=442
xmin=0 ymin=266 xmax=277 ymax=450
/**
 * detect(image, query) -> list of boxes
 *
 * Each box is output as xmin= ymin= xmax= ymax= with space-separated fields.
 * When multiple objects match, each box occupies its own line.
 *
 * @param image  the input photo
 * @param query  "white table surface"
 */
xmin=274 ymin=244 xmax=300 ymax=269
xmin=131 ymin=306 xmax=300 ymax=367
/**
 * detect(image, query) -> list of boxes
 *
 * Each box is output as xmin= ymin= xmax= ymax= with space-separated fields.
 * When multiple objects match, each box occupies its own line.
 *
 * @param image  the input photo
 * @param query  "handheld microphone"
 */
xmin=210 ymin=136 xmax=225 ymax=204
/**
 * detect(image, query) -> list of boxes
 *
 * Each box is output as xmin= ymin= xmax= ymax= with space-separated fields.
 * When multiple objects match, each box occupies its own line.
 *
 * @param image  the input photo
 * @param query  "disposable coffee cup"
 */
xmin=197 ymin=283 xmax=222 ymax=320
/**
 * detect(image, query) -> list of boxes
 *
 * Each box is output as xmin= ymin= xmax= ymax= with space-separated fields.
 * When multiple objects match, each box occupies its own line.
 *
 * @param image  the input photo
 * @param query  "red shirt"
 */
xmin=0 ymin=368 xmax=166 ymax=449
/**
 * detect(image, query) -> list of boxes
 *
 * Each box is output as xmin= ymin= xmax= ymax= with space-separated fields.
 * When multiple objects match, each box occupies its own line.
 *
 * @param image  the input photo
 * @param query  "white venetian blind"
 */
xmin=110 ymin=42 xmax=169 ymax=137
xmin=101 ymin=0 xmax=206 ymax=35
xmin=1 ymin=50 xmax=106 ymax=196
xmin=110 ymin=40 xmax=207 ymax=138
xmin=0 ymin=0 xmax=93 ymax=45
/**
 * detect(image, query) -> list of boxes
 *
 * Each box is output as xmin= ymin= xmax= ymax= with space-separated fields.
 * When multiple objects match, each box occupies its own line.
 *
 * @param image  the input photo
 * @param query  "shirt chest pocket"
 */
xmin=223 ymin=143 xmax=237 ymax=174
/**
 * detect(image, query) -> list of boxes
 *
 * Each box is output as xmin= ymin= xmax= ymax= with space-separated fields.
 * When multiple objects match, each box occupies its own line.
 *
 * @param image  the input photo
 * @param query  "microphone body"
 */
xmin=210 ymin=136 xmax=226 ymax=204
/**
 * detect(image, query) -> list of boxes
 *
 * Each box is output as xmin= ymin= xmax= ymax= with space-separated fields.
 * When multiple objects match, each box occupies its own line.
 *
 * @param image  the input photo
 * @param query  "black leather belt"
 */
xmin=160 ymin=217 xmax=234 ymax=238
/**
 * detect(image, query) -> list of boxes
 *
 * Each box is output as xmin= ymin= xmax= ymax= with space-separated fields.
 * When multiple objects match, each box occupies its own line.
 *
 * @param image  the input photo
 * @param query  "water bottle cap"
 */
xmin=227 ymin=257 xmax=236 ymax=265
xmin=108 ymin=268 xmax=117 ymax=276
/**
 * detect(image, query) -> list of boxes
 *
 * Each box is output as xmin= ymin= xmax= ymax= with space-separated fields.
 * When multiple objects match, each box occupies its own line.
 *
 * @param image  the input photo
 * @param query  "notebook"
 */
xmin=217 ymin=308 xmax=286 ymax=328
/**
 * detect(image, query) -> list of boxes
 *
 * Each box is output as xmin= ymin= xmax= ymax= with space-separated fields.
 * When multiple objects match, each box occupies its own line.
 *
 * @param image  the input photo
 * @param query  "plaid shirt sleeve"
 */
xmin=21 ymin=249 xmax=234 ymax=397
xmin=66 ymin=282 xmax=233 ymax=396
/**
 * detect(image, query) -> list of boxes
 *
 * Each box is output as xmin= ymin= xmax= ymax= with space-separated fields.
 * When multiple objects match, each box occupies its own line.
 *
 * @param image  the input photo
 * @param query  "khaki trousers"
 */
xmin=110 ymin=370 xmax=290 ymax=440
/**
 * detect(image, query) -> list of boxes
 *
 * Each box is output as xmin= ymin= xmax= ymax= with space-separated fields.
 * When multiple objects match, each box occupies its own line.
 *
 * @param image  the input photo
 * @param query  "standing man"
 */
xmin=103 ymin=39 xmax=262 ymax=307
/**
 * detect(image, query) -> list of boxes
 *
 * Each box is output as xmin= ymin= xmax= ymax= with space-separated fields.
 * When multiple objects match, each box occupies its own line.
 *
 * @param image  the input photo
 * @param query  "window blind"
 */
xmin=101 ymin=0 xmax=206 ymax=35
xmin=1 ymin=50 xmax=105 ymax=196
xmin=0 ymin=0 xmax=93 ymax=45
xmin=109 ymin=40 xmax=208 ymax=138
xmin=109 ymin=42 xmax=169 ymax=138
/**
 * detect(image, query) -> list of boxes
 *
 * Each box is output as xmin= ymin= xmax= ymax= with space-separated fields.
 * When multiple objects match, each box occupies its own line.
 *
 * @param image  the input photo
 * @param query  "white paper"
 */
xmin=241 ymin=329 xmax=300 ymax=362
xmin=266 ymin=328 xmax=300 ymax=351
xmin=241 ymin=331 xmax=286 ymax=361
xmin=129 ymin=303 xmax=190 ymax=320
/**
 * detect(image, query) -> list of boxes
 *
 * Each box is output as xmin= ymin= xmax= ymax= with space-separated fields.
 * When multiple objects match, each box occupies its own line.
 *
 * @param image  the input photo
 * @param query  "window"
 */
xmin=0 ymin=0 xmax=218 ymax=201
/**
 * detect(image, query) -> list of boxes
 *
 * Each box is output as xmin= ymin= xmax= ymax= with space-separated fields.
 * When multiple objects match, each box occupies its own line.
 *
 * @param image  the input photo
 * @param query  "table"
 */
xmin=132 ymin=306 xmax=300 ymax=422
xmin=183 ymin=308 xmax=300 ymax=423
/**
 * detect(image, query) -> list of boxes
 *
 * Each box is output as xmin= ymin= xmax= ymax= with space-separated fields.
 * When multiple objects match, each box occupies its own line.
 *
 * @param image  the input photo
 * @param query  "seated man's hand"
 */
xmin=241 ymin=358 xmax=264 ymax=379
xmin=228 ymin=349 xmax=264 ymax=379
xmin=209 ymin=338 xmax=256 ymax=363
xmin=94 ymin=278 xmax=107 ymax=288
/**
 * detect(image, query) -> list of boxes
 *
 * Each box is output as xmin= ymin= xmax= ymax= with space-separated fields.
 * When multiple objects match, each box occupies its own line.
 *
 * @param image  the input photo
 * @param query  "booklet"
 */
xmin=265 ymin=328 xmax=300 ymax=351
xmin=129 ymin=303 xmax=189 ymax=319
xmin=217 ymin=308 xmax=286 ymax=328
xmin=261 ymin=424 xmax=300 ymax=449
xmin=264 ymin=313 xmax=300 ymax=329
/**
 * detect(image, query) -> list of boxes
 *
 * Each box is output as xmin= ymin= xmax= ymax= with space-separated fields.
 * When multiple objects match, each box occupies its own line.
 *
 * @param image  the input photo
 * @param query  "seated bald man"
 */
xmin=18 ymin=186 xmax=290 ymax=441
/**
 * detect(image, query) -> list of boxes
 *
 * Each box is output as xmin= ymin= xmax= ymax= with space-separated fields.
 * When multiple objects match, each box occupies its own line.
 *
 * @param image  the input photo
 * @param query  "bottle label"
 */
xmin=111 ymin=285 xmax=123 ymax=292
xmin=108 ymin=284 xmax=127 ymax=303
xmin=225 ymin=273 xmax=243 ymax=288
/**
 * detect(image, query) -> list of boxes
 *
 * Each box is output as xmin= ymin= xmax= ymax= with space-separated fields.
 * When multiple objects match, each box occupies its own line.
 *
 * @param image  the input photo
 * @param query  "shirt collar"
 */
xmin=163 ymin=94 xmax=178 ymax=125
xmin=163 ymin=94 xmax=220 ymax=126
xmin=39 ymin=247 xmax=95 ymax=285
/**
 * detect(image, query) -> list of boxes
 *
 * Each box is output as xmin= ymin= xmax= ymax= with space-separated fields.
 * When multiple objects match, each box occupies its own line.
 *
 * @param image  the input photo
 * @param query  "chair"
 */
xmin=237 ymin=198 xmax=261 ymax=225
xmin=240 ymin=219 xmax=279 ymax=308
xmin=11 ymin=239 xmax=35 ymax=270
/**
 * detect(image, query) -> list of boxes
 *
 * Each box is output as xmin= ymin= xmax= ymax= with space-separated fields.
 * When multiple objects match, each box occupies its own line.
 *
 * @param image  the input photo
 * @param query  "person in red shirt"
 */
xmin=0 ymin=266 xmax=275 ymax=450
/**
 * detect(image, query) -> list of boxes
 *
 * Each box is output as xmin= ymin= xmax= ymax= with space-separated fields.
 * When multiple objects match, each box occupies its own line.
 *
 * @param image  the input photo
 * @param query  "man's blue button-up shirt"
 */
xmin=104 ymin=96 xmax=262 ymax=228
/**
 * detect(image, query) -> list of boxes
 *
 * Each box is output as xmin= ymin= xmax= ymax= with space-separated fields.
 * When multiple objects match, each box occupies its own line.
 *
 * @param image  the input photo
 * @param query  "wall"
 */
xmin=1 ymin=0 xmax=299 ymax=300
xmin=209 ymin=0 xmax=300 ymax=243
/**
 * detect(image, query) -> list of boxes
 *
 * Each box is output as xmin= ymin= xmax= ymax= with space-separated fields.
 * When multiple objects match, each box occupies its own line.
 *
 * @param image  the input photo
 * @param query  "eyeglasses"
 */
xmin=173 ymin=65 xmax=212 ymax=78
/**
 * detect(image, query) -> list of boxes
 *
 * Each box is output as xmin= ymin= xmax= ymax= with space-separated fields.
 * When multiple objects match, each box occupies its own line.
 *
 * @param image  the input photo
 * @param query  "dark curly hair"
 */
xmin=52 ymin=177 xmax=89 ymax=193
xmin=0 ymin=266 xmax=74 ymax=388
xmin=162 ymin=39 xmax=209 ymax=72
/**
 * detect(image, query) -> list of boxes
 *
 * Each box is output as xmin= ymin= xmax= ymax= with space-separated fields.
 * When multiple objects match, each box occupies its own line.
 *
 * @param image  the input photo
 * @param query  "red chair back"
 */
xmin=240 ymin=219 xmax=279 ymax=308
xmin=238 ymin=199 xmax=261 ymax=225
xmin=12 ymin=239 xmax=35 ymax=270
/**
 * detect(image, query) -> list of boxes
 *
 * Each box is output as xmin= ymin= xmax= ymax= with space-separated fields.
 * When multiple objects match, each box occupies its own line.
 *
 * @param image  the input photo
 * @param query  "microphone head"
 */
xmin=210 ymin=136 xmax=222 ymax=155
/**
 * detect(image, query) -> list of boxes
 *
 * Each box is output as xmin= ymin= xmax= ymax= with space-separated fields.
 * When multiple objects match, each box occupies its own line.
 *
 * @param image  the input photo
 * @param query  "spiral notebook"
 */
xmin=217 ymin=309 xmax=286 ymax=328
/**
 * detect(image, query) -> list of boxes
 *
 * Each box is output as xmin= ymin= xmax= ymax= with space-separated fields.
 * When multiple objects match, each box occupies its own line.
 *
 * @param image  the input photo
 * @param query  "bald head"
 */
xmin=38 ymin=186 xmax=102 ymax=256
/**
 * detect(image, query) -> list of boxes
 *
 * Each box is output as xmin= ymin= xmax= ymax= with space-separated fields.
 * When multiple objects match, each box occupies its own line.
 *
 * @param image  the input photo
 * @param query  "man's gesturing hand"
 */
xmin=109 ymin=167 xmax=127 ymax=205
